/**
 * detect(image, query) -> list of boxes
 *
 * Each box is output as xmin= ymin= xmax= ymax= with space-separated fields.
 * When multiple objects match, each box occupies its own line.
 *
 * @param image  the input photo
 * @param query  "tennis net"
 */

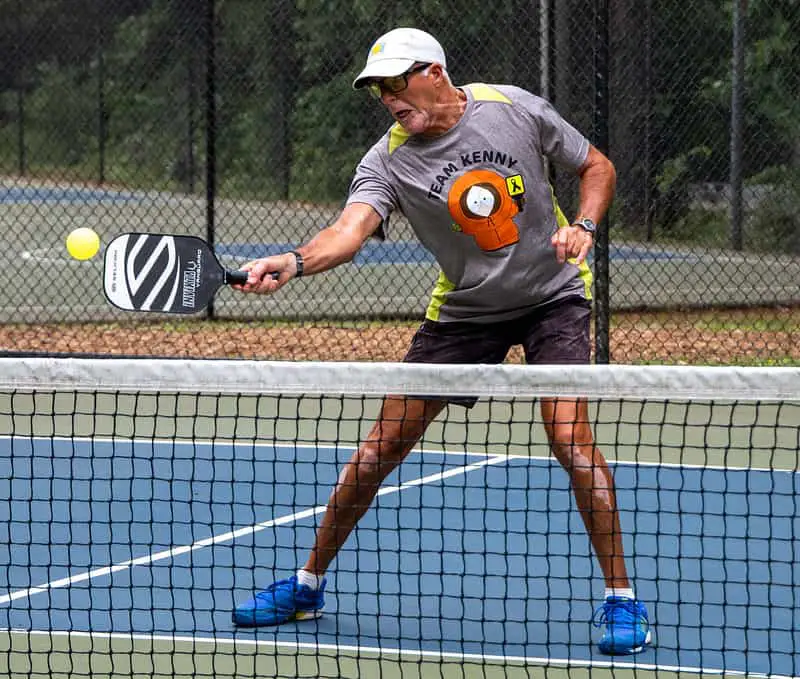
xmin=0 ymin=357 xmax=798 ymax=679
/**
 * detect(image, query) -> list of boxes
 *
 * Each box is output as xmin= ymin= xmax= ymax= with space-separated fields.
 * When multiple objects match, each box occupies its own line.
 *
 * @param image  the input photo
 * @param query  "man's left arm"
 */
xmin=551 ymin=145 xmax=616 ymax=264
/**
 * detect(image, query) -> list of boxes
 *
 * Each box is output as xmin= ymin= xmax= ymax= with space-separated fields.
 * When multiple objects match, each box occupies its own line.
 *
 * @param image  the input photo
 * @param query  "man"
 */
xmin=232 ymin=27 xmax=651 ymax=656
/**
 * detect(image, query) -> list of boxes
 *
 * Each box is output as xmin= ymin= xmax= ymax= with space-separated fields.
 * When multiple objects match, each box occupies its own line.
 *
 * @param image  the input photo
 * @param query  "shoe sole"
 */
xmin=600 ymin=630 xmax=653 ymax=655
xmin=232 ymin=608 xmax=323 ymax=627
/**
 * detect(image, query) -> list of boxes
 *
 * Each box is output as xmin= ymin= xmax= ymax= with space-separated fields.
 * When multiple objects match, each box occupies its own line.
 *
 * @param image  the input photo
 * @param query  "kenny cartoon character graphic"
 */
xmin=447 ymin=169 xmax=526 ymax=251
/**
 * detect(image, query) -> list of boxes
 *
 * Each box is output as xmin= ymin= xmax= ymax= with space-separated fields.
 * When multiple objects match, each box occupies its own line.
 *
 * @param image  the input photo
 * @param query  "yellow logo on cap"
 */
xmin=370 ymin=42 xmax=385 ymax=56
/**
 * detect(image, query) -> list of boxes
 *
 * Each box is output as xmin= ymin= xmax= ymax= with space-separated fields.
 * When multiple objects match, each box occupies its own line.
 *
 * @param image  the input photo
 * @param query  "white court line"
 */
xmin=1 ymin=433 xmax=794 ymax=475
xmin=0 ymin=450 xmax=508 ymax=606
xmin=0 ymin=628 xmax=791 ymax=679
xmin=0 ymin=434 xmax=491 ymax=457
xmin=19 ymin=249 xmax=96 ymax=266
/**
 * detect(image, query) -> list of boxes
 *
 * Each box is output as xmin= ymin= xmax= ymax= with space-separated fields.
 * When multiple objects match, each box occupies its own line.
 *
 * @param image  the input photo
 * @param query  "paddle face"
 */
xmin=104 ymin=233 xmax=236 ymax=314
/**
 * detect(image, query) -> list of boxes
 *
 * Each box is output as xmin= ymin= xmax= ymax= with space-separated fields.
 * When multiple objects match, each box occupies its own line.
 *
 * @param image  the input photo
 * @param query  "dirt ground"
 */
xmin=1 ymin=307 xmax=797 ymax=365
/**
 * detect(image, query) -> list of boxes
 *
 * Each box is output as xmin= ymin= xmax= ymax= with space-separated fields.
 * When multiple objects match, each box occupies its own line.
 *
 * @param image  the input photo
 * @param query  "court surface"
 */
xmin=1 ymin=429 xmax=798 ymax=678
xmin=2 ymin=182 xmax=798 ymax=322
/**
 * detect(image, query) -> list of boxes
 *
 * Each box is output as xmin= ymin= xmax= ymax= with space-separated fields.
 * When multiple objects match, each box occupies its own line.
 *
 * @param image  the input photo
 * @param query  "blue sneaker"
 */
xmin=232 ymin=576 xmax=326 ymax=627
xmin=592 ymin=597 xmax=652 ymax=655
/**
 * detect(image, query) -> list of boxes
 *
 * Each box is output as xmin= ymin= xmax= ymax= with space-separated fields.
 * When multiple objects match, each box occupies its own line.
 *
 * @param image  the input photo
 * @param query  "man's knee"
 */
xmin=348 ymin=442 xmax=403 ymax=484
xmin=548 ymin=422 xmax=595 ymax=454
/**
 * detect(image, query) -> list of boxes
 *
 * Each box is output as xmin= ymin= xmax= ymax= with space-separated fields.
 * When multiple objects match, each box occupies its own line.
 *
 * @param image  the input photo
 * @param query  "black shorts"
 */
xmin=403 ymin=296 xmax=591 ymax=406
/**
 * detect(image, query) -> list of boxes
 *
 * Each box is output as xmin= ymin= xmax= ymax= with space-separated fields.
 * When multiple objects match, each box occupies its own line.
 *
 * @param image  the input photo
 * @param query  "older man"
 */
xmin=232 ymin=27 xmax=651 ymax=656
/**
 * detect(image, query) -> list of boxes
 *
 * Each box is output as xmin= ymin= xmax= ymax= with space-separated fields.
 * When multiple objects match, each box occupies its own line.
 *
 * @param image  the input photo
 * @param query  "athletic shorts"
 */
xmin=402 ymin=296 xmax=591 ymax=407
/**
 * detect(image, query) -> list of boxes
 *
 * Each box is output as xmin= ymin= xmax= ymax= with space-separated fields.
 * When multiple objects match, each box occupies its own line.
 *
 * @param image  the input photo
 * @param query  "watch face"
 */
xmin=579 ymin=218 xmax=596 ymax=233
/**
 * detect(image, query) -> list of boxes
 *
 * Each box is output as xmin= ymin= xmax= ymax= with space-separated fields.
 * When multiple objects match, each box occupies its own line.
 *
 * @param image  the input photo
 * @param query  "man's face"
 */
xmin=368 ymin=63 xmax=438 ymax=136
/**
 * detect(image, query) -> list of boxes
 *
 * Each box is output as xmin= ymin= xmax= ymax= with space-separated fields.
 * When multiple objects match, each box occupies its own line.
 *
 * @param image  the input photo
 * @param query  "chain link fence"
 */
xmin=0 ymin=0 xmax=797 ymax=363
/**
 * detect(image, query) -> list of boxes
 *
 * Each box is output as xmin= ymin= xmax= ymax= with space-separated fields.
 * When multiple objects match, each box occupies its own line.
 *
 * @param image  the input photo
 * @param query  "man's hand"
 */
xmin=234 ymin=252 xmax=297 ymax=294
xmin=551 ymin=225 xmax=594 ymax=265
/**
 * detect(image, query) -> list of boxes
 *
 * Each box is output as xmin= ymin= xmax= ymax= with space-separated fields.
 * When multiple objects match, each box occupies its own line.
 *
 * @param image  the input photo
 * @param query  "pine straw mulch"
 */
xmin=2 ymin=307 xmax=798 ymax=365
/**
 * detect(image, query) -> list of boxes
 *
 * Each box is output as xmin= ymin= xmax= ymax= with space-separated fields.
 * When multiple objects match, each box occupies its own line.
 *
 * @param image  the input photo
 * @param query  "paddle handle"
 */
xmin=225 ymin=270 xmax=249 ymax=285
xmin=224 ymin=270 xmax=281 ymax=285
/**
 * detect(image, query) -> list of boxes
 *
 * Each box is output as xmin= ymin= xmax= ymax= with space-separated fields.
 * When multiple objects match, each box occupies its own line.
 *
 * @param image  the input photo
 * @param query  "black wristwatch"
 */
xmin=572 ymin=217 xmax=597 ymax=235
xmin=290 ymin=250 xmax=304 ymax=278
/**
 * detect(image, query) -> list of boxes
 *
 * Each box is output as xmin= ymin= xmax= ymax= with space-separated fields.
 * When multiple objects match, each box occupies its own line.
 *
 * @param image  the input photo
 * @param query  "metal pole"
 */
xmin=540 ymin=0 xmax=551 ymax=100
xmin=593 ymin=0 xmax=611 ymax=364
xmin=644 ymin=0 xmax=653 ymax=240
xmin=16 ymin=0 xmax=25 ymax=176
xmin=205 ymin=0 xmax=217 ymax=318
xmin=540 ymin=0 xmax=556 ymax=185
xmin=16 ymin=90 xmax=25 ymax=176
xmin=97 ymin=34 xmax=106 ymax=184
xmin=730 ymin=0 xmax=746 ymax=251
xmin=187 ymin=50 xmax=197 ymax=194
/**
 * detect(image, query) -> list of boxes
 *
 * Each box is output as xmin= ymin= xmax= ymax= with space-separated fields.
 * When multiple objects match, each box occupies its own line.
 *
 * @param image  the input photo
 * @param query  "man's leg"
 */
xmin=304 ymin=396 xmax=446 ymax=575
xmin=541 ymin=397 xmax=628 ymax=589
xmin=541 ymin=396 xmax=650 ymax=654
xmin=232 ymin=396 xmax=445 ymax=626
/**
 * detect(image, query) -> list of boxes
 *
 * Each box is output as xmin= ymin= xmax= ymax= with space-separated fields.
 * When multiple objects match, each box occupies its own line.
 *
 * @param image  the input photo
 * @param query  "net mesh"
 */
xmin=0 ymin=358 xmax=798 ymax=679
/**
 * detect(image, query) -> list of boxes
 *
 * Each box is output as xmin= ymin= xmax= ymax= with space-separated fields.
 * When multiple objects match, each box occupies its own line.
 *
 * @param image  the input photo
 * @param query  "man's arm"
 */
xmin=574 ymin=144 xmax=617 ymax=226
xmin=551 ymin=145 xmax=616 ymax=264
xmin=237 ymin=202 xmax=384 ymax=294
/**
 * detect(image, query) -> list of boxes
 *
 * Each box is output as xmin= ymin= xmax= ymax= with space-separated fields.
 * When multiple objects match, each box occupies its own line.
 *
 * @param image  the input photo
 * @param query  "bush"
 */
xmin=745 ymin=166 xmax=800 ymax=254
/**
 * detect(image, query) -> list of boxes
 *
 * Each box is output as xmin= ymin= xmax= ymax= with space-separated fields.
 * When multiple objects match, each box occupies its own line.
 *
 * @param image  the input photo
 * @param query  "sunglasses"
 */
xmin=367 ymin=63 xmax=431 ymax=99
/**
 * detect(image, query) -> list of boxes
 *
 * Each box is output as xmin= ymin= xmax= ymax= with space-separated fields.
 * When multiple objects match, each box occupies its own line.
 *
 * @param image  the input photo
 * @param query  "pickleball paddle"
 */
xmin=103 ymin=233 xmax=250 ymax=314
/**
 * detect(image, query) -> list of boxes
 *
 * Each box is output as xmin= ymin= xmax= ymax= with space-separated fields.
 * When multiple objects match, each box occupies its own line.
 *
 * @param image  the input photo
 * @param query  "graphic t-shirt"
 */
xmin=346 ymin=83 xmax=591 ymax=323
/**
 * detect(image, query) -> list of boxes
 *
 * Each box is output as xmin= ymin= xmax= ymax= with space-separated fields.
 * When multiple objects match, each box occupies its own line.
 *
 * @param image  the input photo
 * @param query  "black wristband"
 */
xmin=290 ymin=250 xmax=304 ymax=278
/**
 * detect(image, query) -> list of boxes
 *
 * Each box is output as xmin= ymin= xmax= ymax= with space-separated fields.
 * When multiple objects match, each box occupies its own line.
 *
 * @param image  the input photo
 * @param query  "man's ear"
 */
xmin=427 ymin=63 xmax=445 ymax=85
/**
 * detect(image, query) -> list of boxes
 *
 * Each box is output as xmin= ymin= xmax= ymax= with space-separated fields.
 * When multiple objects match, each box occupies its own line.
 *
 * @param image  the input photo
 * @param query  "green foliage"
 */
xmin=650 ymin=206 xmax=729 ymax=249
xmin=745 ymin=165 xmax=800 ymax=254
xmin=648 ymin=2 xmax=730 ymax=179
xmin=745 ymin=0 xmax=800 ymax=139
xmin=653 ymin=146 xmax=713 ymax=230
xmin=23 ymin=62 xmax=99 ymax=167
xmin=290 ymin=73 xmax=376 ymax=201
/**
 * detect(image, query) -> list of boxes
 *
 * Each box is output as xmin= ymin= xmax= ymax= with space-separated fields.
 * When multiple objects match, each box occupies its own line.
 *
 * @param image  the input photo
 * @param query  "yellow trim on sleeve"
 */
xmin=425 ymin=270 xmax=456 ymax=321
xmin=551 ymin=186 xmax=593 ymax=299
xmin=464 ymin=83 xmax=512 ymax=104
xmin=388 ymin=123 xmax=411 ymax=155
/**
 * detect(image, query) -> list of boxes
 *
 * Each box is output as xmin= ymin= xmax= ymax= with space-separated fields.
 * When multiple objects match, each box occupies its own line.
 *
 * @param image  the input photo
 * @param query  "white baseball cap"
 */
xmin=353 ymin=28 xmax=446 ymax=89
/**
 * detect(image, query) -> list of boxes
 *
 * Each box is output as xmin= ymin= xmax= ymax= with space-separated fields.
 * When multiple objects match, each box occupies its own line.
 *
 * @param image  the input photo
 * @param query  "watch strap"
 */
xmin=572 ymin=217 xmax=597 ymax=234
xmin=290 ymin=250 xmax=304 ymax=278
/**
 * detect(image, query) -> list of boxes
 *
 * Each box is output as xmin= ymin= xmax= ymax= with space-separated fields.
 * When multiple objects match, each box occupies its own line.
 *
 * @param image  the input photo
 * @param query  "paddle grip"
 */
xmin=225 ymin=270 xmax=280 ymax=285
xmin=225 ymin=270 xmax=250 ymax=285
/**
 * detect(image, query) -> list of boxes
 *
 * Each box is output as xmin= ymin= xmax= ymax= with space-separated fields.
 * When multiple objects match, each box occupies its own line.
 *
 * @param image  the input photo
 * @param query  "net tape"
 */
xmin=2 ymin=358 xmax=799 ymax=401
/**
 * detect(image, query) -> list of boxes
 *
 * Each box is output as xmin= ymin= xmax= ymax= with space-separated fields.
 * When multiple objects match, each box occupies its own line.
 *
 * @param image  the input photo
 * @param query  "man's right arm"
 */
xmin=236 ymin=202 xmax=384 ymax=295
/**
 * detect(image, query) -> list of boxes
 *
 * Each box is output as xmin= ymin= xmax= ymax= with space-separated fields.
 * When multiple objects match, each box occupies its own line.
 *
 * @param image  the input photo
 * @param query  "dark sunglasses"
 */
xmin=367 ymin=63 xmax=431 ymax=99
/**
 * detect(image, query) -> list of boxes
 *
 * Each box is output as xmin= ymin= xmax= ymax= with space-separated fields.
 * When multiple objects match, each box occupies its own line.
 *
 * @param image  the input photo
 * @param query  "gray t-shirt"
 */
xmin=346 ymin=83 xmax=591 ymax=323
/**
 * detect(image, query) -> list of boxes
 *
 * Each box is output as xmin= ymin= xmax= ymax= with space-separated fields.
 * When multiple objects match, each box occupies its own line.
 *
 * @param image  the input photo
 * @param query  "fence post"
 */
xmin=15 ymin=0 xmax=26 ymax=176
xmin=730 ymin=0 xmax=746 ymax=251
xmin=205 ymin=0 xmax=218 ymax=319
xmin=97 ymin=28 xmax=106 ymax=184
xmin=593 ymin=0 xmax=611 ymax=364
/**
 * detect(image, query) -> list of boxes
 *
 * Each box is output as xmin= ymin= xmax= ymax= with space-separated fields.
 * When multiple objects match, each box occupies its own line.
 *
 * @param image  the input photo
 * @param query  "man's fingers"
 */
xmin=234 ymin=257 xmax=287 ymax=293
xmin=551 ymin=228 xmax=570 ymax=263
xmin=552 ymin=226 xmax=593 ymax=264
xmin=574 ymin=237 xmax=593 ymax=265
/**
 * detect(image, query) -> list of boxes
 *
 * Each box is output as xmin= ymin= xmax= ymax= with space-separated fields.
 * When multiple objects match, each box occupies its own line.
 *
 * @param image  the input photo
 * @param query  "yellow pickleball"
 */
xmin=66 ymin=227 xmax=101 ymax=260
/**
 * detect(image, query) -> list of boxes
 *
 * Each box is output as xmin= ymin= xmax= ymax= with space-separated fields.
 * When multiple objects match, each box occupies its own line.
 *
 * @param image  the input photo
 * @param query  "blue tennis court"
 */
xmin=1 ymin=434 xmax=798 ymax=677
xmin=0 ymin=185 xmax=144 ymax=204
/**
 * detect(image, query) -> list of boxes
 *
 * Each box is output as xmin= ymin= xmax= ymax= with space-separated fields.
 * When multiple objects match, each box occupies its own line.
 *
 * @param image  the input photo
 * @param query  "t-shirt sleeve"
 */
xmin=345 ymin=142 xmax=398 ymax=221
xmin=515 ymin=89 xmax=590 ymax=172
